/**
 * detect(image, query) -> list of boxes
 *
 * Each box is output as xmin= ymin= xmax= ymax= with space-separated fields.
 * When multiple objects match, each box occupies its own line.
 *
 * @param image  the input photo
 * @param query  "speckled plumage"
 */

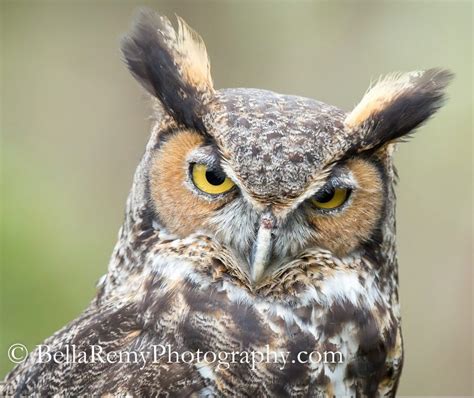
xmin=2 ymin=8 xmax=452 ymax=398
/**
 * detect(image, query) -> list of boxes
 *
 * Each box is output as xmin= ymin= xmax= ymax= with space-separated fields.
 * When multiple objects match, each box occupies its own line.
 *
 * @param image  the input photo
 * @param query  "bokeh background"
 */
xmin=1 ymin=1 xmax=472 ymax=395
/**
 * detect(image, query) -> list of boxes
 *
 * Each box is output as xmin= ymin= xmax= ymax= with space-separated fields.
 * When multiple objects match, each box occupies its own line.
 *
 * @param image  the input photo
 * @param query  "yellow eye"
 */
xmin=311 ymin=187 xmax=350 ymax=210
xmin=191 ymin=163 xmax=235 ymax=195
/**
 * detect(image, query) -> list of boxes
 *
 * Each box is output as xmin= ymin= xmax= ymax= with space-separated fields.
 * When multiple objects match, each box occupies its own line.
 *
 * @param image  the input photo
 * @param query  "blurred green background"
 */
xmin=0 ymin=0 xmax=472 ymax=395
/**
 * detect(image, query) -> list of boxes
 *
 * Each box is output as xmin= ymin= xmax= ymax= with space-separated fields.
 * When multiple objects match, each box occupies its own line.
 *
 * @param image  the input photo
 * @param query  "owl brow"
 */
xmin=308 ymin=164 xmax=355 ymax=198
xmin=152 ymin=127 xmax=215 ymax=153
xmin=152 ymin=127 xmax=184 ymax=151
xmin=324 ymin=167 xmax=357 ymax=190
xmin=186 ymin=144 xmax=223 ymax=170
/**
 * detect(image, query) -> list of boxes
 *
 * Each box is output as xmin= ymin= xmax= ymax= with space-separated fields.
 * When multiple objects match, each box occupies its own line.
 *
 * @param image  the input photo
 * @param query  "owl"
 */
xmin=2 ymin=9 xmax=451 ymax=397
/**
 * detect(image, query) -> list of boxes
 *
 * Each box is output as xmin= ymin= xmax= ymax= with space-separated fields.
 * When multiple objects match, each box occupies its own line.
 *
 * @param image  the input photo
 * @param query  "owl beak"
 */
xmin=250 ymin=211 xmax=276 ymax=283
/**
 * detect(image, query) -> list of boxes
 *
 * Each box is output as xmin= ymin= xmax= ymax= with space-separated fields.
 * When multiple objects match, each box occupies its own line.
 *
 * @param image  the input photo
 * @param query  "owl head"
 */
xmin=120 ymin=9 xmax=451 ymax=288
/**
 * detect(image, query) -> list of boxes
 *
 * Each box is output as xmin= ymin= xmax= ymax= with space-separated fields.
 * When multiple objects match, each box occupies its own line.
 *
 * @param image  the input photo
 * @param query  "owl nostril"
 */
xmin=260 ymin=211 xmax=276 ymax=230
xmin=261 ymin=217 xmax=273 ymax=229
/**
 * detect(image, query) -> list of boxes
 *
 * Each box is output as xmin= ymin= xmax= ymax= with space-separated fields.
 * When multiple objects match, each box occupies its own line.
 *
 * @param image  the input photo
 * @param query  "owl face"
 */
xmin=122 ymin=9 xmax=451 ymax=285
xmin=149 ymin=97 xmax=385 ymax=282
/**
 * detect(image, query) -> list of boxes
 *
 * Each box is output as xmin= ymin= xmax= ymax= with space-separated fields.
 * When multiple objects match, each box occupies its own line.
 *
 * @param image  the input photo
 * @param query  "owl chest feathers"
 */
xmin=2 ymin=9 xmax=453 ymax=397
xmin=105 ymin=240 xmax=402 ymax=396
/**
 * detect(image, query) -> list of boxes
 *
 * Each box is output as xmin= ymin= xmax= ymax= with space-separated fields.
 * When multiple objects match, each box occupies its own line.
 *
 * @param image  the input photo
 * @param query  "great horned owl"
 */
xmin=2 ymin=9 xmax=451 ymax=397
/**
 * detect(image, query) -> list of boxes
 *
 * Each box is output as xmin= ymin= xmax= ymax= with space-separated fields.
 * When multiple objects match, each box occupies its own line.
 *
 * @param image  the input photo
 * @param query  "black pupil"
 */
xmin=314 ymin=188 xmax=336 ymax=203
xmin=205 ymin=169 xmax=226 ymax=186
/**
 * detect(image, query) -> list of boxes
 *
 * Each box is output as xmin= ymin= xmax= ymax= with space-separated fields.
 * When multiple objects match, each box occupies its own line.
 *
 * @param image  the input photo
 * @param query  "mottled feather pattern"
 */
xmin=2 ymin=211 xmax=402 ymax=396
xmin=2 ymin=7 xmax=451 ymax=397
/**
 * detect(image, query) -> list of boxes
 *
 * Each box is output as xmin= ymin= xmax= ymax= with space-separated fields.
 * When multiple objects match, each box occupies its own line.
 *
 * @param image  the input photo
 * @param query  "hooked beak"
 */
xmin=250 ymin=211 xmax=276 ymax=283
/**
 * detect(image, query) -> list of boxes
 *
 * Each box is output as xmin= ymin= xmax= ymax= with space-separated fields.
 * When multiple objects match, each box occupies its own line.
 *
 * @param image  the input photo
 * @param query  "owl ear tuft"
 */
xmin=345 ymin=68 xmax=453 ymax=151
xmin=121 ymin=8 xmax=214 ymax=131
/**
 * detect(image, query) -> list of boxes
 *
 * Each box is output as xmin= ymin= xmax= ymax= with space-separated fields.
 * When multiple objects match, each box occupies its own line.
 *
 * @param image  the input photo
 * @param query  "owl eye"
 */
xmin=191 ymin=163 xmax=235 ymax=195
xmin=311 ymin=187 xmax=350 ymax=210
